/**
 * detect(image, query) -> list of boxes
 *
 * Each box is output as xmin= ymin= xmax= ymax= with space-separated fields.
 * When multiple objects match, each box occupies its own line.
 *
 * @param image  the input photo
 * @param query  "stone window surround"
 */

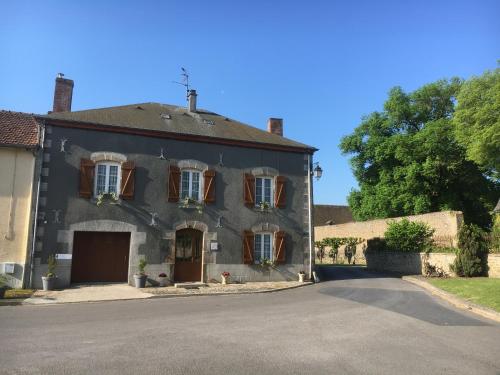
xmin=90 ymin=151 xmax=127 ymax=164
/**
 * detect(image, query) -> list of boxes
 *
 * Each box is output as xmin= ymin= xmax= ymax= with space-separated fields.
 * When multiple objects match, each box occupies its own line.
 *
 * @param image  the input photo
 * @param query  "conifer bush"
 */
xmin=451 ymin=224 xmax=489 ymax=277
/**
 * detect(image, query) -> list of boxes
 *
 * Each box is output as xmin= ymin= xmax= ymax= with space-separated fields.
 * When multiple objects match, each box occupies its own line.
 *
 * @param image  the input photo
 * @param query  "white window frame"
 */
xmin=254 ymin=232 xmax=273 ymax=263
xmin=180 ymin=169 xmax=203 ymax=202
xmin=94 ymin=161 xmax=122 ymax=197
xmin=255 ymin=176 xmax=273 ymax=207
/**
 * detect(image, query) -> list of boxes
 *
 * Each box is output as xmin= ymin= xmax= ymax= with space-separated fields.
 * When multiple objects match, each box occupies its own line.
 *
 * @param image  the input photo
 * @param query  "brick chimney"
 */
xmin=52 ymin=73 xmax=74 ymax=113
xmin=267 ymin=118 xmax=283 ymax=136
xmin=188 ymin=89 xmax=197 ymax=112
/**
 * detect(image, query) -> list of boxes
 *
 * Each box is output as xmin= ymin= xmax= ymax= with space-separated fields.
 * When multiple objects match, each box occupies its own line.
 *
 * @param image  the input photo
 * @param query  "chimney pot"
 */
xmin=188 ymin=89 xmax=197 ymax=112
xmin=267 ymin=118 xmax=283 ymax=136
xmin=52 ymin=75 xmax=74 ymax=113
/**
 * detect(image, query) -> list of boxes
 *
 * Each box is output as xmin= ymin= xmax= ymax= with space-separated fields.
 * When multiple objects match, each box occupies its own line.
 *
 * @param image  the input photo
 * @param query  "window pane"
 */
xmin=96 ymin=165 xmax=107 ymax=194
xmin=264 ymin=178 xmax=271 ymax=204
xmin=181 ymin=171 xmax=190 ymax=199
xmin=254 ymin=234 xmax=262 ymax=262
xmin=108 ymin=165 xmax=118 ymax=194
xmin=256 ymin=178 xmax=263 ymax=204
xmin=191 ymin=172 xmax=200 ymax=200
xmin=263 ymin=234 xmax=271 ymax=260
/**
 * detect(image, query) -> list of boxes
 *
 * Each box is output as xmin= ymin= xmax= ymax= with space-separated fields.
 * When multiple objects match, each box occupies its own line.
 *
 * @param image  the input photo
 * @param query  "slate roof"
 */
xmin=0 ymin=110 xmax=40 ymax=148
xmin=314 ymin=205 xmax=354 ymax=226
xmin=44 ymin=103 xmax=316 ymax=152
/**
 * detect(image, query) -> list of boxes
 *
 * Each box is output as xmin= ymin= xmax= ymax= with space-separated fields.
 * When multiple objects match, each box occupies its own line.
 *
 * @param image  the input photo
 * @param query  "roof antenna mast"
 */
xmin=172 ymin=67 xmax=190 ymax=102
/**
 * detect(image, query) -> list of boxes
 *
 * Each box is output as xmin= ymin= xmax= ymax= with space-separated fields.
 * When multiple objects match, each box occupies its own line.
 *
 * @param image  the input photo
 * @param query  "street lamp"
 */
xmin=312 ymin=162 xmax=323 ymax=180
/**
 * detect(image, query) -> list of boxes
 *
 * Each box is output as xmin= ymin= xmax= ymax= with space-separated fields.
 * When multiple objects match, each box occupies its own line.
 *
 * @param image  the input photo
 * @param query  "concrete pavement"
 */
xmin=0 ymin=266 xmax=499 ymax=375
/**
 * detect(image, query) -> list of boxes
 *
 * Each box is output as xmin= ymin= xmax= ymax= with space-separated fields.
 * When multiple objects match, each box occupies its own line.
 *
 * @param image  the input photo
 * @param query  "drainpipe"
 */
xmin=27 ymin=122 xmax=45 ymax=288
xmin=307 ymin=154 xmax=314 ymax=280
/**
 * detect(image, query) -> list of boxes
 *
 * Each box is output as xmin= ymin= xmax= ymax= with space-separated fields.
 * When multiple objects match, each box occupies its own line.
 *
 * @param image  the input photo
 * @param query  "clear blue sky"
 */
xmin=1 ymin=0 xmax=499 ymax=204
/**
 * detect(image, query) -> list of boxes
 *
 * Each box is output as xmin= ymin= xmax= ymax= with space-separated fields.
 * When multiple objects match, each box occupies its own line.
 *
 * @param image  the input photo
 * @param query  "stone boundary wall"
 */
xmin=365 ymin=252 xmax=500 ymax=278
xmin=314 ymin=211 xmax=463 ymax=264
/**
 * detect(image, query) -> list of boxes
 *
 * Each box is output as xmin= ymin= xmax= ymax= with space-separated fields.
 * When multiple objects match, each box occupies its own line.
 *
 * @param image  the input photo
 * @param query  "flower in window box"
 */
xmin=258 ymin=201 xmax=271 ymax=212
xmin=96 ymin=192 xmax=119 ymax=206
xmin=259 ymin=258 xmax=275 ymax=269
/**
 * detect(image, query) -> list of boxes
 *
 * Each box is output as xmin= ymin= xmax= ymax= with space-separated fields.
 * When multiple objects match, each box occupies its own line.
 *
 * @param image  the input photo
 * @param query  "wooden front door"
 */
xmin=174 ymin=229 xmax=203 ymax=282
xmin=71 ymin=231 xmax=131 ymax=283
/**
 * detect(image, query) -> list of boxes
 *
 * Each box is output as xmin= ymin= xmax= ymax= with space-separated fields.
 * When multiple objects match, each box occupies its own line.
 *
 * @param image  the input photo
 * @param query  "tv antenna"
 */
xmin=172 ymin=67 xmax=190 ymax=101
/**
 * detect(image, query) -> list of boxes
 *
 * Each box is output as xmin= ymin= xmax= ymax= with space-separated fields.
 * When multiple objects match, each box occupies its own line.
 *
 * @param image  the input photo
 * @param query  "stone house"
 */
xmin=0 ymin=110 xmax=43 ymax=288
xmin=31 ymin=75 xmax=317 ymax=288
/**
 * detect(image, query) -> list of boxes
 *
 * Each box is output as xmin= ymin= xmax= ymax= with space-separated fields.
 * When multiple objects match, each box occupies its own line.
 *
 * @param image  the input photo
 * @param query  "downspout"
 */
xmin=27 ymin=122 xmax=45 ymax=288
xmin=307 ymin=154 xmax=314 ymax=280
xmin=5 ymin=150 xmax=18 ymax=241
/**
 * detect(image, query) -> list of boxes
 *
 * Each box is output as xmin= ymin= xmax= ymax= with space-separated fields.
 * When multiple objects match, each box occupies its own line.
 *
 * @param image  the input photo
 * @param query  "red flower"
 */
xmin=221 ymin=271 xmax=230 ymax=277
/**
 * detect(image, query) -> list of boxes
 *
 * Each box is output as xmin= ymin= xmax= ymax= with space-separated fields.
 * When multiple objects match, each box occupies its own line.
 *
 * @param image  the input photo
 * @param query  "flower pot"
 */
xmin=42 ymin=276 xmax=56 ymax=291
xmin=0 ymin=287 xmax=7 ymax=299
xmin=158 ymin=277 xmax=169 ymax=287
xmin=298 ymin=273 xmax=306 ymax=283
xmin=221 ymin=276 xmax=230 ymax=285
xmin=134 ymin=274 xmax=147 ymax=288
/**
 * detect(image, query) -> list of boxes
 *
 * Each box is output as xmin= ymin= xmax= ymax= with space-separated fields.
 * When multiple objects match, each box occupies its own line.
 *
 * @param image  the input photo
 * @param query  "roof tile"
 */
xmin=0 ymin=110 xmax=40 ymax=147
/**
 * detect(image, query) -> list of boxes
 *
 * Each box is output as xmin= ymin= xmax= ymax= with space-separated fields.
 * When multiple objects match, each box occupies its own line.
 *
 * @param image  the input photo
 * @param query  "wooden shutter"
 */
xmin=168 ymin=165 xmax=181 ymax=202
xmin=243 ymin=230 xmax=254 ymax=264
xmin=79 ymin=159 xmax=95 ymax=198
xmin=275 ymin=231 xmax=286 ymax=264
xmin=243 ymin=173 xmax=255 ymax=207
xmin=120 ymin=161 xmax=136 ymax=200
xmin=274 ymin=176 xmax=286 ymax=208
xmin=203 ymin=169 xmax=216 ymax=204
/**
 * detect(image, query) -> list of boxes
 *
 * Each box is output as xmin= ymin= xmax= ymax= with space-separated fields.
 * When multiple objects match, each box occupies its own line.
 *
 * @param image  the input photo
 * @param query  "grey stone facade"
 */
xmin=32 ymin=124 xmax=314 ymax=288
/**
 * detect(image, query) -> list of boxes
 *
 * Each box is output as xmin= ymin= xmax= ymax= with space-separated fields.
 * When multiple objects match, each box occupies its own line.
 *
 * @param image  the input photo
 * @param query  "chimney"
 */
xmin=267 ymin=118 xmax=283 ymax=136
xmin=52 ymin=73 xmax=74 ymax=113
xmin=188 ymin=89 xmax=197 ymax=112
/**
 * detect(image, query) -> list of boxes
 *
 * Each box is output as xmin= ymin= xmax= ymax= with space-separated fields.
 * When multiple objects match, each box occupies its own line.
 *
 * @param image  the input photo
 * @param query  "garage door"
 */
xmin=71 ymin=231 xmax=131 ymax=283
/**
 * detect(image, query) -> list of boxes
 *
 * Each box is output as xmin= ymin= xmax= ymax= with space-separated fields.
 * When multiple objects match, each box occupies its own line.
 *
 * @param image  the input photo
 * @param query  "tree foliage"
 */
xmin=453 ymin=67 xmax=500 ymax=179
xmin=384 ymin=219 xmax=434 ymax=253
xmin=340 ymin=79 xmax=499 ymax=227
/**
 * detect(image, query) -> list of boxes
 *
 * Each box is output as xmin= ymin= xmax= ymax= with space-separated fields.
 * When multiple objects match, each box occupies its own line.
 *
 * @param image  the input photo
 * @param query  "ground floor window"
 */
xmin=254 ymin=232 xmax=273 ymax=262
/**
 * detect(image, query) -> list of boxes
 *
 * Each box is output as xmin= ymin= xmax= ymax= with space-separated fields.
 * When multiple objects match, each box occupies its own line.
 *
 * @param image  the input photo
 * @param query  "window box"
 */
xmin=95 ymin=192 xmax=120 ymax=207
xmin=178 ymin=197 xmax=204 ymax=213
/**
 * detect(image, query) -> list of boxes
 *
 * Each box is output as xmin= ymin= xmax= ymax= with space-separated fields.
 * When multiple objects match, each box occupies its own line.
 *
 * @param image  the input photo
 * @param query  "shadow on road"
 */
xmin=317 ymin=265 xmax=397 ymax=281
xmin=316 ymin=265 xmax=490 ymax=327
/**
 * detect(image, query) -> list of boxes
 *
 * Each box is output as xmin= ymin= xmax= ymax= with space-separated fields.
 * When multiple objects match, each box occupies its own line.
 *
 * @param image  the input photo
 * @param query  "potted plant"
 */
xmin=134 ymin=259 xmax=147 ymax=288
xmin=221 ymin=271 xmax=231 ymax=285
xmin=158 ymin=272 xmax=169 ymax=287
xmin=42 ymin=254 xmax=57 ymax=291
xmin=298 ymin=271 xmax=306 ymax=283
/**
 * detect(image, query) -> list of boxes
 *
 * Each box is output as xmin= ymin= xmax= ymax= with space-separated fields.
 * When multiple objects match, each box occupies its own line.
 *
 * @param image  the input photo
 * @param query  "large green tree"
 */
xmin=340 ymin=79 xmax=498 ymax=227
xmin=453 ymin=67 xmax=500 ymax=180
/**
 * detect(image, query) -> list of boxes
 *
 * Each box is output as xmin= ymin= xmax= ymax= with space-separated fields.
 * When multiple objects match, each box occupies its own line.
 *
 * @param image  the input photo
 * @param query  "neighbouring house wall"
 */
xmin=33 ymin=124 xmax=312 ymax=288
xmin=0 ymin=148 xmax=35 ymax=287
xmin=314 ymin=211 xmax=464 ymax=264
xmin=365 ymin=252 xmax=500 ymax=278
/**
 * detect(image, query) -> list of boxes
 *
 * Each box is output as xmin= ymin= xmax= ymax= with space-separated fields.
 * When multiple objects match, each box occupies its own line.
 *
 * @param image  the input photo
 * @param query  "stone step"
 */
xmin=174 ymin=282 xmax=208 ymax=289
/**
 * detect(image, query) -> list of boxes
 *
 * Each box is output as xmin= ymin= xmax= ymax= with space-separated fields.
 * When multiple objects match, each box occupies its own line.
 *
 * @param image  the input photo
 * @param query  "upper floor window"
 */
xmin=181 ymin=170 xmax=201 ymax=201
xmin=255 ymin=177 xmax=272 ymax=206
xmin=254 ymin=232 xmax=273 ymax=263
xmin=95 ymin=162 xmax=121 ymax=196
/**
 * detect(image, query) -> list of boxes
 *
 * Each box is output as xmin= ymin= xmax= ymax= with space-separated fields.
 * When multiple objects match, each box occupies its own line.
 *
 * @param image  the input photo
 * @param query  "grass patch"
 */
xmin=2 ymin=289 xmax=35 ymax=299
xmin=428 ymin=278 xmax=500 ymax=312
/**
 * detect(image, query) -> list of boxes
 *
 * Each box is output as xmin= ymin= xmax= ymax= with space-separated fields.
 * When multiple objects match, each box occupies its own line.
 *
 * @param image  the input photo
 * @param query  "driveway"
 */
xmin=0 ymin=266 xmax=499 ymax=375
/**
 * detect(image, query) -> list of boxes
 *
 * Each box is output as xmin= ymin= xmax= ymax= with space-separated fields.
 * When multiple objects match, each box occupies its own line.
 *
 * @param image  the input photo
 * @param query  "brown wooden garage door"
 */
xmin=72 ymin=231 xmax=131 ymax=283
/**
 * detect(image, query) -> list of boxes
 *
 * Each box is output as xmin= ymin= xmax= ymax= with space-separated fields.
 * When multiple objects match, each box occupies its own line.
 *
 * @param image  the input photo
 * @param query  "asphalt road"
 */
xmin=1 ymin=266 xmax=499 ymax=375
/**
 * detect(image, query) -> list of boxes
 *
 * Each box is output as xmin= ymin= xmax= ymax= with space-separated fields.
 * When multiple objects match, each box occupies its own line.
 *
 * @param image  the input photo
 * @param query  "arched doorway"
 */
xmin=174 ymin=228 xmax=203 ymax=282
